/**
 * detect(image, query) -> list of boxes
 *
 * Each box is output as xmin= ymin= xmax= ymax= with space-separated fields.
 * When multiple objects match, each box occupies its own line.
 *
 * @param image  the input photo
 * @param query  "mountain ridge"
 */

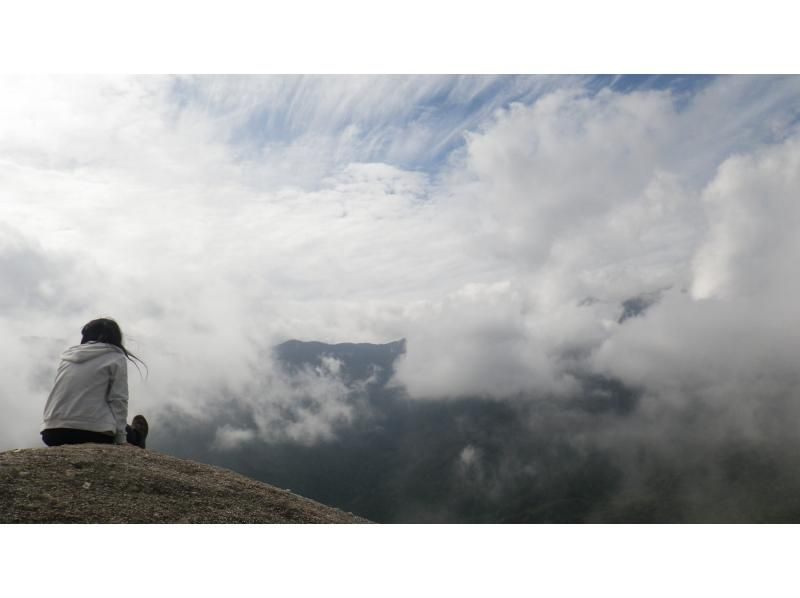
xmin=274 ymin=338 xmax=406 ymax=386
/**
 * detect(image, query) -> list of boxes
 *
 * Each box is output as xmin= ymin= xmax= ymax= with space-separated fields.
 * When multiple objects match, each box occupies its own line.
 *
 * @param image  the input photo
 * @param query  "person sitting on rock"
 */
xmin=41 ymin=318 xmax=149 ymax=449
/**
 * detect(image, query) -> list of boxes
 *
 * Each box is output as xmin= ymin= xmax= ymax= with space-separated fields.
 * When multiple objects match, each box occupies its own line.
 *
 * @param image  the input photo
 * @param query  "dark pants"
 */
xmin=42 ymin=426 xmax=145 ymax=448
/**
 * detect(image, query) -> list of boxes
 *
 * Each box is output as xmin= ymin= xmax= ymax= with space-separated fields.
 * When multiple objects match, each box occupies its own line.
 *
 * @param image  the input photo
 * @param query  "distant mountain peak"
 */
xmin=618 ymin=290 xmax=665 ymax=323
xmin=274 ymin=338 xmax=406 ymax=385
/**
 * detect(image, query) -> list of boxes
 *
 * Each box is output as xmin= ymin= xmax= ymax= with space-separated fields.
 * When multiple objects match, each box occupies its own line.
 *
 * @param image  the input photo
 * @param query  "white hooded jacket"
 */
xmin=42 ymin=342 xmax=129 ymax=444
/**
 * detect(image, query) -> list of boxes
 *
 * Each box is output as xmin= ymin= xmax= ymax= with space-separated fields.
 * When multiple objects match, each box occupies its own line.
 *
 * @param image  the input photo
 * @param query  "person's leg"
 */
xmin=41 ymin=428 xmax=115 ymax=446
xmin=125 ymin=425 xmax=139 ymax=446
xmin=126 ymin=415 xmax=149 ymax=448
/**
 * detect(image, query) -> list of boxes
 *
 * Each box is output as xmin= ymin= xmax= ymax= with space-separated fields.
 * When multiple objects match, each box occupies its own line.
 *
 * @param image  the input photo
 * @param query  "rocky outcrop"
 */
xmin=0 ymin=444 xmax=370 ymax=523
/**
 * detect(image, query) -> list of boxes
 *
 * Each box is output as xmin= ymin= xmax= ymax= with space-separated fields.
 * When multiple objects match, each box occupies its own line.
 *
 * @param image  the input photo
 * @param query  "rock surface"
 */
xmin=0 ymin=444 xmax=370 ymax=523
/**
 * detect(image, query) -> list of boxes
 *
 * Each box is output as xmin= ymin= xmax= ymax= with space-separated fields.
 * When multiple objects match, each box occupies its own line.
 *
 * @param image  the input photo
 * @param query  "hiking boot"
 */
xmin=131 ymin=414 xmax=149 ymax=449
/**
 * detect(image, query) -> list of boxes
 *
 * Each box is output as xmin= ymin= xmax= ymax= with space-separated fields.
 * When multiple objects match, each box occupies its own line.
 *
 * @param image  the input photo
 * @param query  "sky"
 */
xmin=1 ymin=74 xmax=800 ymax=453
xmin=0 ymin=0 xmax=799 ymax=590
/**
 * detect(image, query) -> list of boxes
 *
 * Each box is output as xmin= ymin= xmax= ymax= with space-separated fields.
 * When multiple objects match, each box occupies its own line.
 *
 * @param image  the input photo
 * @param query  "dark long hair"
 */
xmin=81 ymin=318 xmax=147 ymax=375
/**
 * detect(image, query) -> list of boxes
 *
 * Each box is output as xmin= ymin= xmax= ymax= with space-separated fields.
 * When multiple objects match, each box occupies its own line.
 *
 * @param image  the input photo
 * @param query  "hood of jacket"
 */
xmin=61 ymin=342 xmax=124 ymax=364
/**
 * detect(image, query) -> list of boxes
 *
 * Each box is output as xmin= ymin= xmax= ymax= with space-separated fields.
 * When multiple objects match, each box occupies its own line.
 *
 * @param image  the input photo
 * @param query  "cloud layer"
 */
xmin=1 ymin=75 xmax=799 ymax=453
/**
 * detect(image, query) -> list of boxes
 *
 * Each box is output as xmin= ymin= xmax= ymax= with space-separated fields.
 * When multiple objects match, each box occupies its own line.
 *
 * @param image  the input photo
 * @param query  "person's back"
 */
xmin=43 ymin=342 xmax=128 ymax=442
xmin=41 ymin=318 xmax=148 ymax=448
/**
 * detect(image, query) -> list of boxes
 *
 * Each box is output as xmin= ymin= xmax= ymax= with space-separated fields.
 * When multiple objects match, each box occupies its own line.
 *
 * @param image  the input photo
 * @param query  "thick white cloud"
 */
xmin=207 ymin=355 xmax=356 ymax=448
xmin=394 ymin=78 xmax=800 ymax=406
xmin=395 ymin=89 xmax=700 ymax=397
xmin=593 ymin=135 xmax=800 ymax=441
xmin=1 ymin=75 xmax=798 ymax=449
xmin=691 ymin=135 xmax=800 ymax=300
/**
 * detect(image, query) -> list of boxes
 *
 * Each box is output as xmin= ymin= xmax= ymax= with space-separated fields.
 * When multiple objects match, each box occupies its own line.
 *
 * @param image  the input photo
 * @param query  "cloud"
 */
xmin=393 ymin=88 xmax=701 ymax=397
xmin=593 ymin=134 xmax=800 ymax=440
xmin=212 ymin=425 xmax=256 ymax=451
xmin=1 ymin=74 xmax=799 ymax=459
xmin=691 ymin=135 xmax=800 ymax=300
xmin=391 ymin=78 xmax=800 ymax=405
xmin=0 ymin=224 xmax=78 ymax=314
xmin=195 ymin=354 xmax=358 ymax=447
xmin=171 ymin=75 xmax=577 ymax=175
